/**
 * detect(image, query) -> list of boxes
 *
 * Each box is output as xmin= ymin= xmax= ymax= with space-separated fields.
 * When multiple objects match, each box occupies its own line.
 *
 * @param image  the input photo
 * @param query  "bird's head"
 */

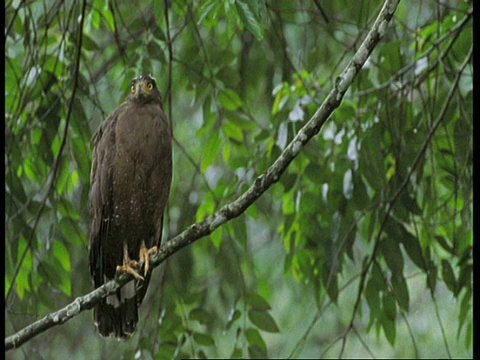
xmin=128 ymin=75 xmax=163 ymax=106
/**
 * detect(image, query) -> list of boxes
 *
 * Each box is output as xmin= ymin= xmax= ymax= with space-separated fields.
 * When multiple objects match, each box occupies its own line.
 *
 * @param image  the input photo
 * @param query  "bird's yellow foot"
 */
xmin=139 ymin=241 xmax=158 ymax=276
xmin=116 ymin=243 xmax=144 ymax=281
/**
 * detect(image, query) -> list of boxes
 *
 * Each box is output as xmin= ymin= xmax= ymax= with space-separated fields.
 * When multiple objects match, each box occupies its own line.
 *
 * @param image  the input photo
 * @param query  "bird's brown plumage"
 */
xmin=89 ymin=75 xmax=172 ymax=338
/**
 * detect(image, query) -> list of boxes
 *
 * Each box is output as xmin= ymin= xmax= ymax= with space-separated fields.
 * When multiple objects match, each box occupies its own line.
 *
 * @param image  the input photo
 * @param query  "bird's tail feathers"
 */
xmin=94 ymin=280 xmax=138 ymax=339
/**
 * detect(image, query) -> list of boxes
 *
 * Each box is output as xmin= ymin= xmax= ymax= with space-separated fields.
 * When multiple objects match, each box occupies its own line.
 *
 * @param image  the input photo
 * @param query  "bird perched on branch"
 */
xmin=89 ymin=75 xmax=172 ymax=338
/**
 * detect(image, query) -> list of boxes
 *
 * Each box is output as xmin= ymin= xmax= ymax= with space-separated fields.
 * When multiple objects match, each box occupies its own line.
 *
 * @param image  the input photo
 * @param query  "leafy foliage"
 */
xmin=5 ymin=0 xmax=472 ymax=358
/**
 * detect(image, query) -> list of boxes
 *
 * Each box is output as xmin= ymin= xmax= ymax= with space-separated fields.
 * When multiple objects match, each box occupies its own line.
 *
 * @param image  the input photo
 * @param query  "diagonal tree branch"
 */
xmin=5 ymin=0 xmax=401 ymax=351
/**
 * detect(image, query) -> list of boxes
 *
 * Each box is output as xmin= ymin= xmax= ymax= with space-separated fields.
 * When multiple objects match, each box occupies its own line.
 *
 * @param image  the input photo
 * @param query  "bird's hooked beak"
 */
xmin=135 ymin=82 xmax=144 ymax=98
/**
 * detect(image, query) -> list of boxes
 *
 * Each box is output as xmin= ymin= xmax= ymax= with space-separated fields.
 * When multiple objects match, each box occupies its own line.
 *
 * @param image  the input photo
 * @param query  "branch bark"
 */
xmin=5 ymin=0 xmax=401 ymax=351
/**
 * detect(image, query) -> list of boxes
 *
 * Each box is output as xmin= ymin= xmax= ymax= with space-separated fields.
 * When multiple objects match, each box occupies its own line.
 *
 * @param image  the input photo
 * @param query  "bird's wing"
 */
xmin=89 ymin=106 xmax=123 ymax=284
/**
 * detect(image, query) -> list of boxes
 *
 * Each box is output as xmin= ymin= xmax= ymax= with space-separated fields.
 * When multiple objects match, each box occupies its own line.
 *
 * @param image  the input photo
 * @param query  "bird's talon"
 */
xmin=116 ymin=263 xmax=144 ymax=281
xmin=116 ymin=243 xmax=144 ymax=280
xmin=140 ymin=242 xmax=158 ymax=276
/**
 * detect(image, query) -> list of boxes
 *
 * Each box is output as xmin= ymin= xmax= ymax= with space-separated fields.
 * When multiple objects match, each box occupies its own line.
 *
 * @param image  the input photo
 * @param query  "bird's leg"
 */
xmin=116 ymin=243 xmax=144 ymax=281
xmin=139 ymin=241 xmax=158 ymax=276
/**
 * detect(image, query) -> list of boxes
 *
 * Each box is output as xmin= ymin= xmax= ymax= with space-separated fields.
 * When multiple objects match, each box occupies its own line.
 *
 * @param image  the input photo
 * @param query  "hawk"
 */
xmin=89 ymin=75 xmax=172 ymax=338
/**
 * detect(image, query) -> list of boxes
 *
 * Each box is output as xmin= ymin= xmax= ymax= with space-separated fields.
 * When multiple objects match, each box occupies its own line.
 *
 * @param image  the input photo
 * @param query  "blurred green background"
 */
xmin=5 ymin=0 xmax=472 ymax=358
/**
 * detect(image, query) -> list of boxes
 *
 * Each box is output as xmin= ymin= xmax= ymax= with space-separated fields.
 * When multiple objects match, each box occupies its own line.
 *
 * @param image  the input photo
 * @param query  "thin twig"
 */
xmin=164 ymin=0 xmax=173 ymax=129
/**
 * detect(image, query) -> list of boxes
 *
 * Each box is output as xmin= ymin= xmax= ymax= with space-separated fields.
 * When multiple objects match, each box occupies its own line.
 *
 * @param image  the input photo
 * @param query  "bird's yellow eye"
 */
xmin=131 ymin=85 xmax=135 ymax=93
xmin=147 ymin=83 xmax=153 ymax=90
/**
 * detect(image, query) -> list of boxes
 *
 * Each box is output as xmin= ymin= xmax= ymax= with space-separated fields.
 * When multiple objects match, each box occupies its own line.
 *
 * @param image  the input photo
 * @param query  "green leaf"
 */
xmin=196 ymin=192 xmax=215 ymax=221
xmin=23 ymin=156 xmax=37 ymax=181
xmin=57 ymin=265 xmax=72 ymax=297
xmin=82 ymin=34 xmax=99 ymax=51
xmin=382 ymin=316 xmax=396 ymax=346
xmin=248 ymin=345 xmax=266 ymax=359
xmin=246 ymin=327 xmax=268 ymax=357
xmin=56 ymin=158 xmax=70 ymax=195
xmin=441 ymin=259 xmax=456 ymax=293
xmin=59 ymin=217 xmax=85 ymax=246
xmin=210 ymin=227 xmax=222 ymax=248
xmin=223 ymin=120 xmax=244 ymax=143
xmin=456 ymin=264 xmax=472 ymax=297
xmin=246 ymin=293 xmax=271 ymax=311
xmin=360 ymin=125 xmax=384 ymax=190
xmin=86 ymin=7 xmax=100 ymax=30
xmin=365 ymin=262 xmax=385 ymax=326
xmin=378 ymin=40 xmax=402 ymax=72
xmin=272 ymin=84 xmax=287 ymax=115
xmin=245 ymin=328 xmax=267 ymax=352
xmin=381 ymin=291 xmax=397 ymax=345
xmin=391 ymin=273 xmax=409 ymax=311
xmin=53 ymin=240 xmax=71 ymax=272
xmin=248 ymin=309 xmax=280 ymax=333
xmin=351 ymin=172 xmax=370 ymax=210
xmin=189 ymin=308 xmax=213 ymax=326
xmin=280 ymin=173 xmax=297 ymax=192
xmin=400 ymin=193 xmax=422 ymax=216
xmin=223 ymin=140 xmax=231 ymax=164
xmin=66 ymin=169 xmax=80 ymax=196
xmin=227 ymin=112 xmax=257 ymax=131
xmin=226 ymin=309 xmax=241 ymax=330
xmin=218 ymin=88 xmax=243 ymax=111
xmin=400 ymin=230 xmax=426 ymax=271
xmin=457 ymin=289 xmax=471 ymax=337
xmin=5 ymin=57 xmax=21 ymax=96
xmin=192 ymin=332 xmax=215 ymax=346
xmin=425 ymin=249 xmax=437 ymax=292
xmin=147 ymin=41 xmax=166 ymax=64
xmin=15 ymin=234 xmax=33 ymax=278
xmin=365 ymin=277 xmax=381 ymax=327
xmin=435 ymin=235 xmax=454 ymax=254
xmin=197 ymin=0 xmax=221 ymax=25
xmin=102 ymin=7 xmax=117 ymax=31
xmin=383 ymin=291 xmax=396 ymax=320
xmin=465 ymin=320 xmax=472 ymax=349
xmin=343 ymin=168 xmax=353 ymax=199
xmin=232 ymin=217 xmax=247 ymax=247
xmin=36 ymin=281 xmax=56 ymax=309
xmin=326 ymin=274 xmax=340 ymax=305
xmin=235 ymin=0 xmax=265 ymax=40
xmin=71 ymin=135 xmax=90 ymax=183
xmin=38 ymin=260 xmax=63 ymax=291
xmin=385 ymin=218 xmax=425 ymax=271
xmin=379 ymin=235 xmax=403 ymax=275
xmin=230 ymin=346 xmax=243 ymax=359
xmin=282 ymin=190 xmax=295 ymax=215
xmin=305 ymin=163 xmax=325 ymax=184
xmin=201 ymin=134 xmax=222 ymax=172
